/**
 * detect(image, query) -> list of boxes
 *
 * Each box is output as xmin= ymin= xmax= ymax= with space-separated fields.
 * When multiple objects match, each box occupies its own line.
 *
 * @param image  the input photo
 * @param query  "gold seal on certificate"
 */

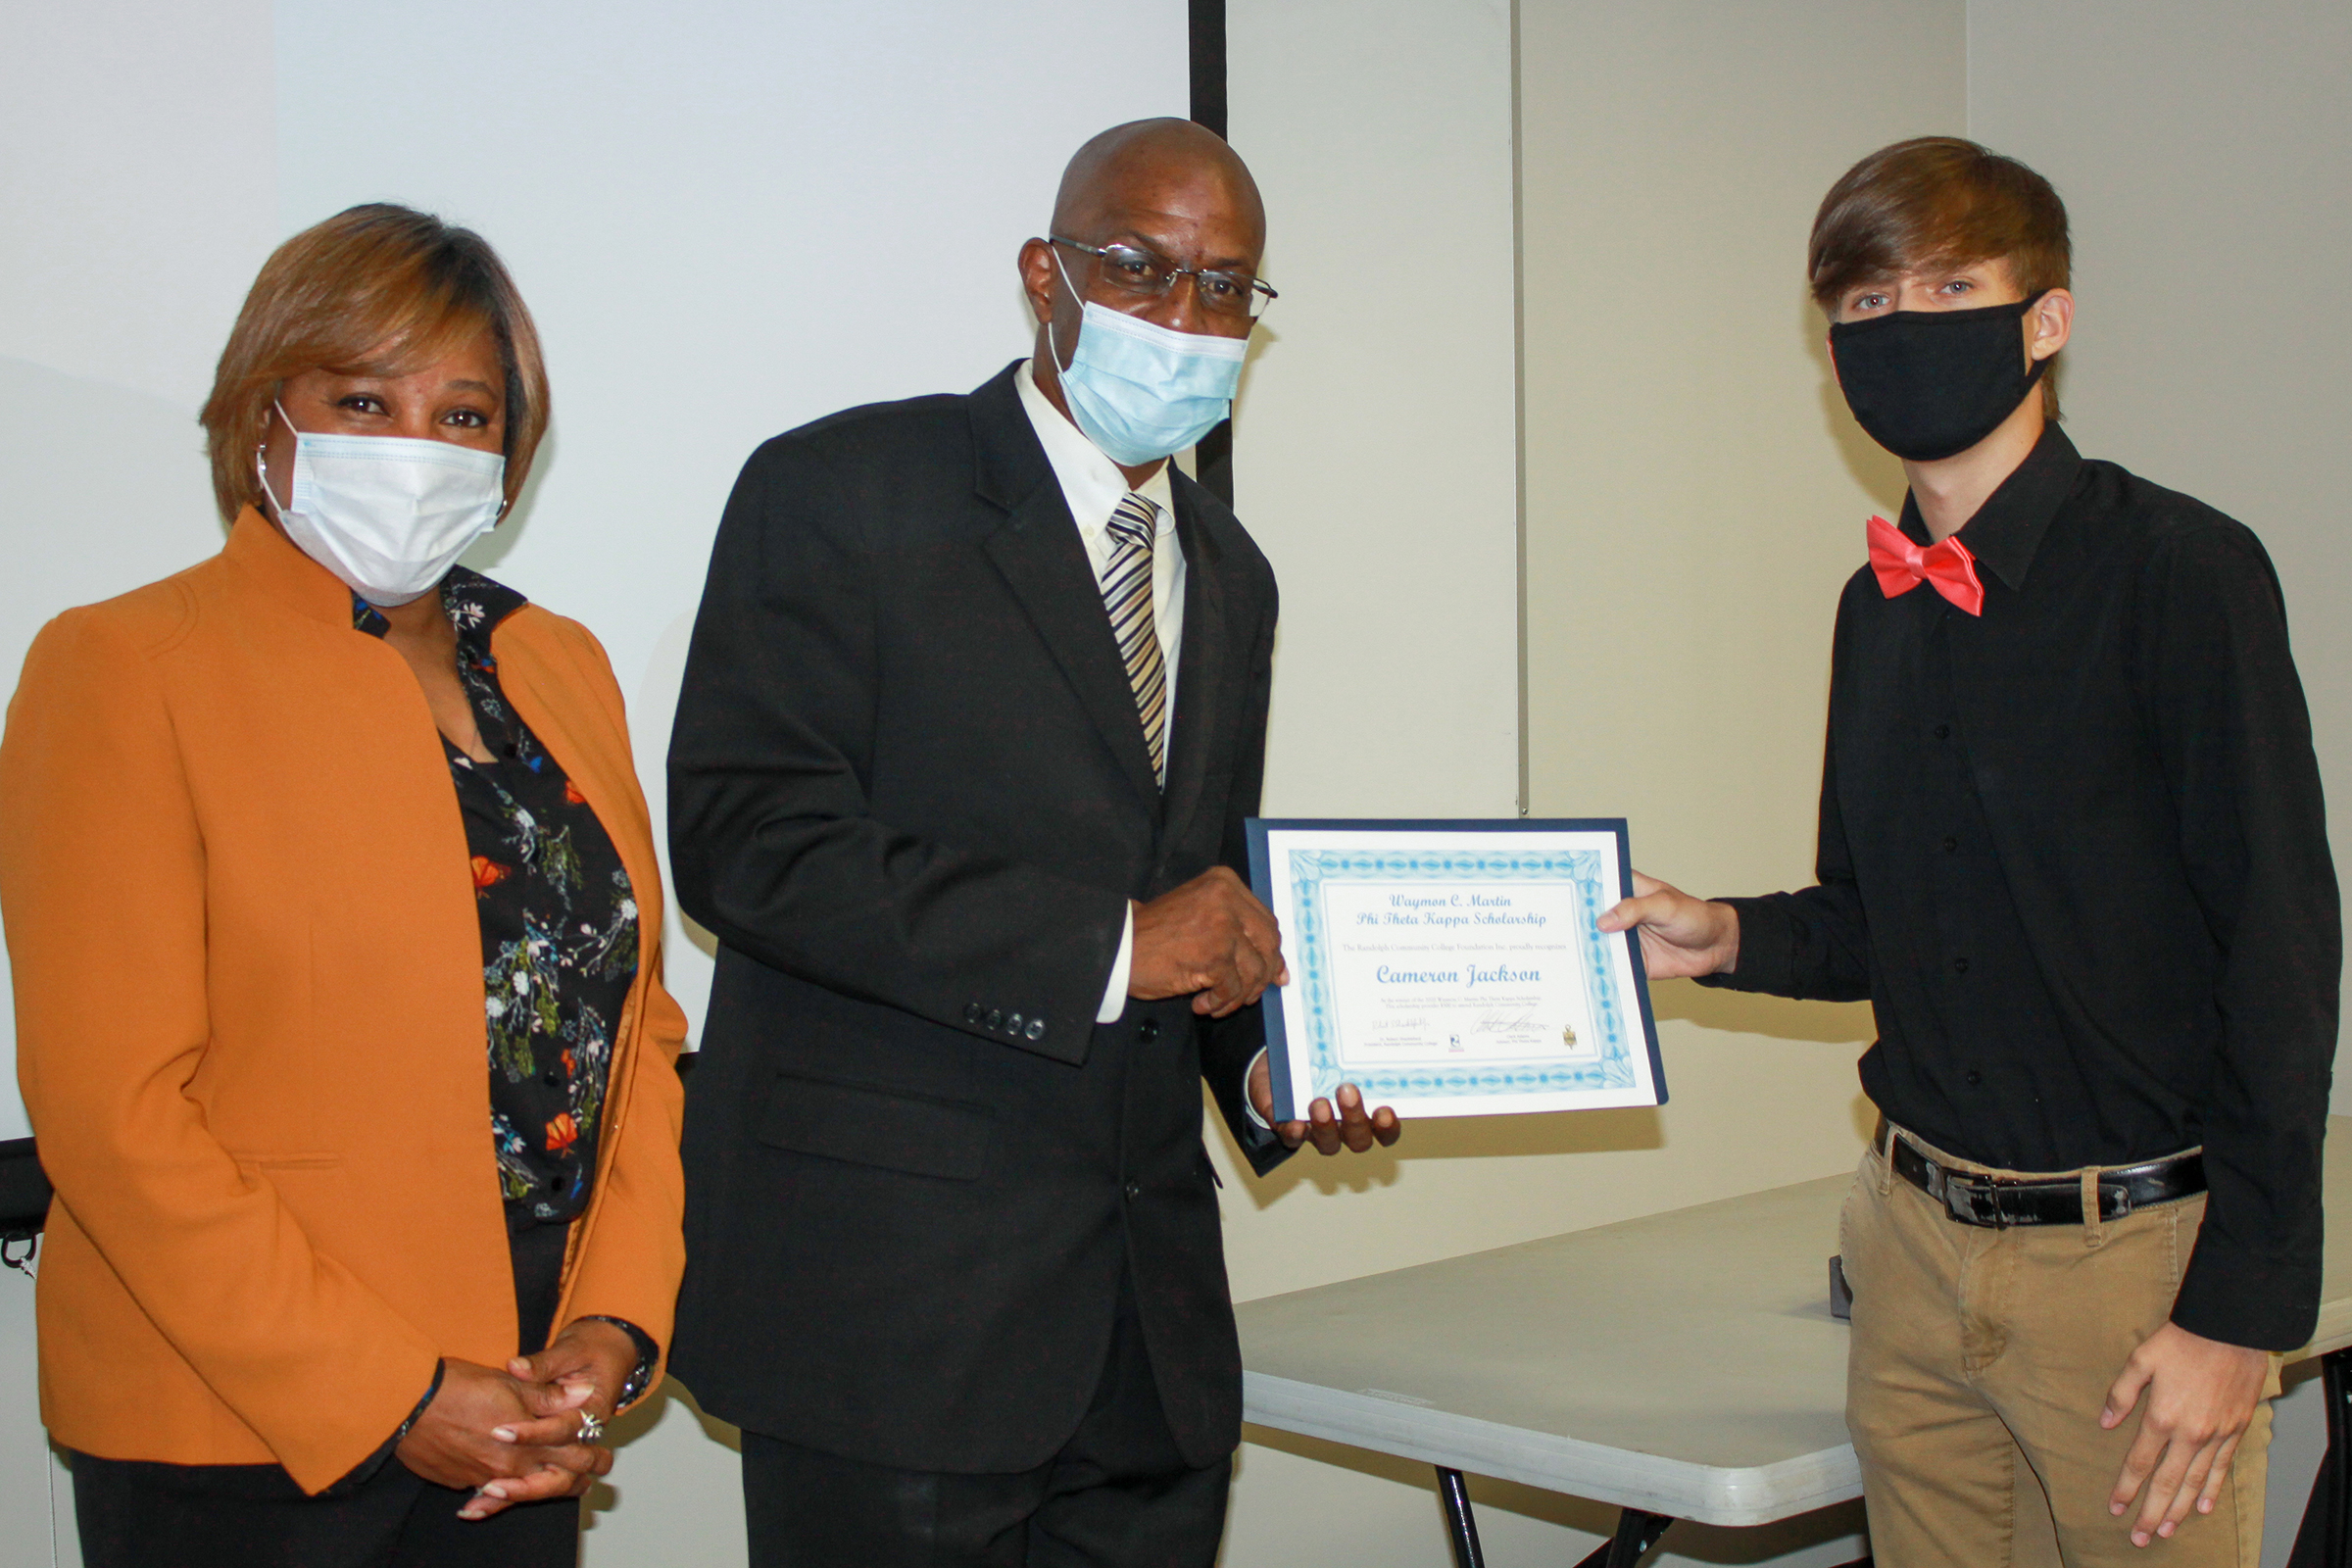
xmin=1246 ymin=820 xmax=1667 ymax=1120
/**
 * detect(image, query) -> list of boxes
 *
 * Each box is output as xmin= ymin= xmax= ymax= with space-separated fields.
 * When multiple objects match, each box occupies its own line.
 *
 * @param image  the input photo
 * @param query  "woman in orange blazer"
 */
xmin=0 ymin=205 xmax=687 ymax=1567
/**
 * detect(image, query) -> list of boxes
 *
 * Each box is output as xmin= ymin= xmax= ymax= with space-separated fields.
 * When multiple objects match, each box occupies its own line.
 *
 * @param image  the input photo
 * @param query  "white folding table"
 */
xmin=1238 ymin=1116 xmax=2352 ymax=1566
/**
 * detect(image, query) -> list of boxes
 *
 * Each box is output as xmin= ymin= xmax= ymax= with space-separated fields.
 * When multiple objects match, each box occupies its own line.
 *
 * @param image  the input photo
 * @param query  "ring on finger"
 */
xmin=576 ymin=1410 xmax=606 ymax=1444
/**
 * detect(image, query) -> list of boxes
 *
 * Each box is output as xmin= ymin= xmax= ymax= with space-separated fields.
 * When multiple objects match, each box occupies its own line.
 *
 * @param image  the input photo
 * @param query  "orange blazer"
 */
xmin=0 ymin=510 xmax=688 ymax=1494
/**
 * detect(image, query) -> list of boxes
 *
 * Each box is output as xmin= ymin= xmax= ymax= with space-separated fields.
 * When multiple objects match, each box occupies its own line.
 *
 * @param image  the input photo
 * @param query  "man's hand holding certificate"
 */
xmin=1249 ymin=820 xmax=1668 ymax=1121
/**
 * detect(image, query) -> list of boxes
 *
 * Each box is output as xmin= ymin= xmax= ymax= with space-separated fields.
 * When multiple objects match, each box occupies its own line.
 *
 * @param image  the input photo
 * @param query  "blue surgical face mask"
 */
xmin=1049 ymin=254 xmax=1249 ymax=466
xmin=258 ymin=401 xmax=506 ymax=606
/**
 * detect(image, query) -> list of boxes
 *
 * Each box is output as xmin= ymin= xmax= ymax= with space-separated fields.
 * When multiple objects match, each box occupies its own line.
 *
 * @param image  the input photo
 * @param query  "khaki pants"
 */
xmin=1840 ymin=1133 xmax=2278 ymax=1568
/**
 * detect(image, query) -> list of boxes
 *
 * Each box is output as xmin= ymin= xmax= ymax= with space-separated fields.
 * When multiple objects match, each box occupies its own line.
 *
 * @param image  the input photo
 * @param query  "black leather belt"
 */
xmin=1877 ymin=1119 xmax=2205 ymax=1228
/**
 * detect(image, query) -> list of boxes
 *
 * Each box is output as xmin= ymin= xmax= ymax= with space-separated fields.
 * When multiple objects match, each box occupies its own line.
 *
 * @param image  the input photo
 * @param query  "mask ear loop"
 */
xmin=2019 ymin=288 xmax=2057 ymax=385
xmin=1043 ymin=246 xmax=1084 ymax=373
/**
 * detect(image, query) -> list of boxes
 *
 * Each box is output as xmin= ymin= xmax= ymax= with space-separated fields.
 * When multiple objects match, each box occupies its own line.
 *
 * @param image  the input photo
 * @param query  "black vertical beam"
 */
xmin=1188 ymin=0 xmax=1227 ymax=139
xmin=1188 ymin=0 xmax=1236 ymax=506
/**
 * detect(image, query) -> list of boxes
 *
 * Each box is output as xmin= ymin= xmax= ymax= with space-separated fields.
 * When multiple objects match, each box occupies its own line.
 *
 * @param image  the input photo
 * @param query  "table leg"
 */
xmin=2288 ymin=1347 xmax=2352 ymax=1568
xmin=1435 ymin=1467 xmax=1485 ymax=1567
xmin=1570 ymin=1506 xmax=1673 ymax=1568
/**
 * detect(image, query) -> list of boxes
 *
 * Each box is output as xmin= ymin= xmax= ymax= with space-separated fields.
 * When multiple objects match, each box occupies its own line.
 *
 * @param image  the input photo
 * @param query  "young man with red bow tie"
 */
xmin=1602 ymin=137 xmax=2337 ymax=1567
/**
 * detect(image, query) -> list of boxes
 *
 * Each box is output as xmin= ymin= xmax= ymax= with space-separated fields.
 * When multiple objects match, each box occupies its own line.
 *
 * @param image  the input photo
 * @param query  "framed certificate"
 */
xmin=1246 ymin=819 xmax=1667 ymax=1120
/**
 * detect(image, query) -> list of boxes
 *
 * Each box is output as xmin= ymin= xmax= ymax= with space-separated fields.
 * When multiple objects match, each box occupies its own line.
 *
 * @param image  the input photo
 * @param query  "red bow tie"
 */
xmin=1867 ymin=514 xmax=1984 ymax=616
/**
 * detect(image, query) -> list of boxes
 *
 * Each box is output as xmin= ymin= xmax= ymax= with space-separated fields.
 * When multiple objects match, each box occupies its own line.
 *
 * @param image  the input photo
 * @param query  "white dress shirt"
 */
xmin=1013 ymin=361 xmax=1275 ymax=1125
xmin=1014 ymin=360 xmax=1184 ymax=1024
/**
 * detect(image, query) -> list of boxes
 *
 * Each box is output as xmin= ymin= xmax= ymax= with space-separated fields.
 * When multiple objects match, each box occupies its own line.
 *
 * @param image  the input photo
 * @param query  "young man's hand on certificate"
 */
xmin=1595 ymin=871 xmax=1740 ymax=978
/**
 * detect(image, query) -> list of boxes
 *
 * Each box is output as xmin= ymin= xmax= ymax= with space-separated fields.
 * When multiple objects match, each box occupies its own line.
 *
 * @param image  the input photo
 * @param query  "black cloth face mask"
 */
xmin=1829 ymin=292 xmax=2049 ymax=462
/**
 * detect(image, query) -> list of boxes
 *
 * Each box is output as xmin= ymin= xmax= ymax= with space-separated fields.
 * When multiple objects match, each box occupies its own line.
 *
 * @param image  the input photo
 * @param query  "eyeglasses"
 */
xmin=1049 ymin=236 xmax=1277 ymax=321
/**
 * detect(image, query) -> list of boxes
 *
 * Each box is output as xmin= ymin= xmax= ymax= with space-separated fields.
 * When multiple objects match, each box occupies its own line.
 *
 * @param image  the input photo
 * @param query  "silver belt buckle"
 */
xmin=1938 ymin=1170 xmax=2003 ymax=1226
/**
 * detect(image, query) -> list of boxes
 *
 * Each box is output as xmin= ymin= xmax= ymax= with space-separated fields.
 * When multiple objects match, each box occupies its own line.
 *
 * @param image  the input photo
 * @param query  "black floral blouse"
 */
xmin=355 ymin=570 xmax=636 ymax=1233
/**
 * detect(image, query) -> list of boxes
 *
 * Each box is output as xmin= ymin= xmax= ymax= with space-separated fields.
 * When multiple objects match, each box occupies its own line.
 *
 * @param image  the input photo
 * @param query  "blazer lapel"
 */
xmin=491 ymin=615 xmax=664 ymax=955
xmin=970 ymin=366 xmax=1162 ymax=811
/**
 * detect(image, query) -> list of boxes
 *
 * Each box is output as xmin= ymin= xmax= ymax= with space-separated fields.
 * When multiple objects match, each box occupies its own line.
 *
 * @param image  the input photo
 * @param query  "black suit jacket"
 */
xmin=666 ymin=362 xmax=1289 ymax=1472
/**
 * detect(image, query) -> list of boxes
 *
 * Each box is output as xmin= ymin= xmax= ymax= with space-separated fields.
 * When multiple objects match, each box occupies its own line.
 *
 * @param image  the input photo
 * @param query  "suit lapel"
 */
xmin=970 ymin=366 xmax=1163 ymax=811
xmin=1158 ymin=487 xmax=1228 ymax=851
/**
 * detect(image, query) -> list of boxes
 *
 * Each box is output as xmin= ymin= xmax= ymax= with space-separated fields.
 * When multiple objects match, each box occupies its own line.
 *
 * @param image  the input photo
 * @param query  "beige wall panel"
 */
xmin=1969 ymin=7 xmax=2352 ymax=1553
xmin=1226 ymin=0 xmax=1522 ymax=821
xmin=1968 ymin=0 xmax=2352 ymax=1111
xmin=1515 ymin=0 xmax=1968 ymax=1250
xmin=1215 ymin=2 xmax=1957 ymax=1561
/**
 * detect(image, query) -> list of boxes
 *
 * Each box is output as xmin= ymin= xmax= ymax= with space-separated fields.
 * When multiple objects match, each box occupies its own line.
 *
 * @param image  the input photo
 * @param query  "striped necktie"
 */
xmin=1101 ymin=492 xmax=1167 ymax=784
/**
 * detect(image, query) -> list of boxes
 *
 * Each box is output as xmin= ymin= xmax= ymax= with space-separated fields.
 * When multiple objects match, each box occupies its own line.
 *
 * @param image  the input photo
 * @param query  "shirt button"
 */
xmin=1952 ymin=956 xmax=1971 ymax=974
xmin=1941 ymin=835 xmax=1959 ymax=854
xmin=541 ymin=1069 xmax=563 ymax=1087
xmin=1933 ymin=723 xmax=1952 ymax=740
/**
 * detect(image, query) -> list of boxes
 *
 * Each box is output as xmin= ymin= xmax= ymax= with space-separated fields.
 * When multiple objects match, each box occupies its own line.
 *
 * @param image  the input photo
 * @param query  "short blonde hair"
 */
xmin=200 ymin=204 xmax=550 ymax=522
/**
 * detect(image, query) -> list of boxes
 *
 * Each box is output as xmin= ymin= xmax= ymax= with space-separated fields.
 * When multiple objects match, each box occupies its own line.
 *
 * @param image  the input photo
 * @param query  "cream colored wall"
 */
xmin=1968 ymin=8 xmax=2352 ymax=1555
xmin=1967 ymin=0 xmax=2352 ymax=1112
xmin=1210 ymin=2 xmax=1959 ymax=1562
xmin=1515 ymin=0 xmax=1970 ymax=1215
xmin=1513 ymin=0 xmax=1973 ymax=1271
xmin=1224 ymin=3 xmax=1522 ymax=823
xmin=1218 ymin=5 xmax=2346 ymax=1563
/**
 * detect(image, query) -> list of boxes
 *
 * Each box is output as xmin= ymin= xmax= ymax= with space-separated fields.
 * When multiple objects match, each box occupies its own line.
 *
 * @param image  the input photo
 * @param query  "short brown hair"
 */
xmin=201 ymin=204 xmax=550 ymax=522
xmin=1807 ymin=137 xmax=2070 ymax=314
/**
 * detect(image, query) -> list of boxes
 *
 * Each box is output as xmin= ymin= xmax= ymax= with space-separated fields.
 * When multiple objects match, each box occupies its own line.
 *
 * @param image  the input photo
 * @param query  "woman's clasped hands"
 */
xmin=395 ymin=1318 xmax=641 ymax=1520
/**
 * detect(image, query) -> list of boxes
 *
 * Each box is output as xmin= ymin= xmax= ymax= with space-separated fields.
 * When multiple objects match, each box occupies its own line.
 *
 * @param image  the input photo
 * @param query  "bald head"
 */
xmin=1050 ymin=118 xmax=1265 ymax=262
xmin=1018 ymin=120 xmax=1268 ymax=477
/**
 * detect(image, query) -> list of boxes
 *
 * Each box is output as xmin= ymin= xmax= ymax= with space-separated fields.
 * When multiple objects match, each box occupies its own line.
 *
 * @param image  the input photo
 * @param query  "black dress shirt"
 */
xmin=1703 ymin=426 xmax=2337 ymax=1350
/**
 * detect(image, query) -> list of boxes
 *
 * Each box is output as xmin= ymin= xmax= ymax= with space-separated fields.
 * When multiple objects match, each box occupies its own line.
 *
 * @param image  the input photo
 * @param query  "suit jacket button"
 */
xmin=1137 ymin=1019 xmax=1160 ymax=1044
xmin=1124 ymin=1181 xmax=1142 ymax=1201
xmin=1006 ymin=1012 xmax=1024 ymax=1034
xmin=1025 ymin=1018 xmax=1047 ymax=1041
xmin=964 ymin=1003 xmax=983 ymax=1024
xmin=986 ymin=1009 xmax=1004 ymax=1031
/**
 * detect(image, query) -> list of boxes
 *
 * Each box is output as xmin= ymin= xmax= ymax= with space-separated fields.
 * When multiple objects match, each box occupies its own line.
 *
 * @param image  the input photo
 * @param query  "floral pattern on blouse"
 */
xmin=355 ymin=571 xmax=637 ymax=1231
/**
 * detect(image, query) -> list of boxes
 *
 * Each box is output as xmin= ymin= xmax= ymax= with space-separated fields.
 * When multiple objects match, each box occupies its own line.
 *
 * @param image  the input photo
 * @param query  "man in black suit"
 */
xmin=667 ymin=119 xmax=1400 ymax=1566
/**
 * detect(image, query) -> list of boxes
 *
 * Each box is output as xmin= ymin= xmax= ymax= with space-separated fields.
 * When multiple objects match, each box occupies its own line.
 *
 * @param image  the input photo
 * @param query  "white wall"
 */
xmin=269 ymin=0 xmax=1194 ymax=1072
xmin=0 ymin=3 xmax=1189 ymax=1561
xmin=2 ymin=0 xmax=281 ymax=1526
xmin=0 ymin=0 xmax=281 ymax=1148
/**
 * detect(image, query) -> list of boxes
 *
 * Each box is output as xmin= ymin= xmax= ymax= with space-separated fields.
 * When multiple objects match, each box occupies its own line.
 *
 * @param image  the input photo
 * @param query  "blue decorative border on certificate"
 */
xmin=1286 ymin=848 xmax=1632 ymax=1103
xmin=1247 ymin=819 xmax=1668 ymax=1120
